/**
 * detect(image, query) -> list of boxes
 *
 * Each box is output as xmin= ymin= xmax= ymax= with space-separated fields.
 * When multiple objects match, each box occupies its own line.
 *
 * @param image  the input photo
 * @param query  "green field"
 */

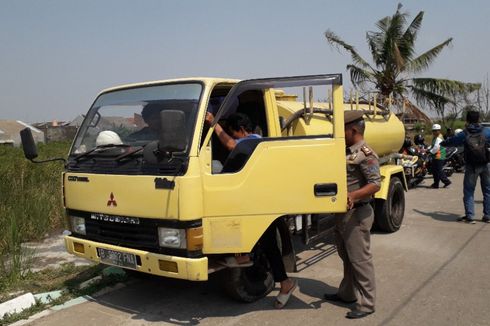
xmin=0 ymin=142 xmax=70 ymax=288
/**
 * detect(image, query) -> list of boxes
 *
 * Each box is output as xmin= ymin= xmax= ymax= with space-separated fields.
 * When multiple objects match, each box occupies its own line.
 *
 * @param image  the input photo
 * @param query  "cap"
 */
xmin=431 ymin=123 xmax=441 ymax=131
xmin=96 ymin=130 xmax=123 ymax=147
xmin=344 ymin=110 xmax=365 ymax=125
xmin=455 ymin=128 xmax=463 ymax=135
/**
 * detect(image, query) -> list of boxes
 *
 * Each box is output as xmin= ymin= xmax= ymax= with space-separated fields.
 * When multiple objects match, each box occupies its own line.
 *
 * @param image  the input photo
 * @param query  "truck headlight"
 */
xmin=70 ymin=216 xmax=86 ymax=235
xmin=158 ymin=227 xmax=186 ymax=249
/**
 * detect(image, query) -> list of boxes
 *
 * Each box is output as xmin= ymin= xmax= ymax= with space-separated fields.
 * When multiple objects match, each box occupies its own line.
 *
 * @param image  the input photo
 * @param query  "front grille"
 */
xmin=67 ymin=209 xmax=203 ymax=257
xmin=85 ymin=218 xmax=159 ymax=251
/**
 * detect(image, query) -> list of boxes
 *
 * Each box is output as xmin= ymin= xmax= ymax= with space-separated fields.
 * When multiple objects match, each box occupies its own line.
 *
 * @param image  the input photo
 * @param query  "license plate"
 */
xmin=97 ymin=248 xmax=137 ymax=270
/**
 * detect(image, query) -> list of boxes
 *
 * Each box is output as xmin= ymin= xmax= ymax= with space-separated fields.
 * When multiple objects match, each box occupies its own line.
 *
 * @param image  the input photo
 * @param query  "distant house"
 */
xmin=395 ymin=100 xmax=432 ymax=130
xmin=32 ymin=120 xmax=77 ymax=143
xmin=68 ymin=115 xmax=138 ymax=130
xmin=0 ymin=120 xmax=44 ymax=147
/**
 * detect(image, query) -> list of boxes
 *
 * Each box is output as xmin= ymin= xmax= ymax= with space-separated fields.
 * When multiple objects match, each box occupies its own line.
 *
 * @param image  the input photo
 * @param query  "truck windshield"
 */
xmin=71 ymin=83 xmax=202 ymax=156
xmin=71 ymin=83 xmax=202 ymax=155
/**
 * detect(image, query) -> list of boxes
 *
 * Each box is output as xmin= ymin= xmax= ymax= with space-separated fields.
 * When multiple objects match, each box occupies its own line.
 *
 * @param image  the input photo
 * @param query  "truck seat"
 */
xmin=221 ymin=138 xmax=264 ymax=173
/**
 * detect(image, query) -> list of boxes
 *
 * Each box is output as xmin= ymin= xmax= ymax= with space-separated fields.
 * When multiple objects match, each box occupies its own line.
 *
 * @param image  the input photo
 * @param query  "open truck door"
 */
xmin=200 ymin=74 xmax=347 ymax=254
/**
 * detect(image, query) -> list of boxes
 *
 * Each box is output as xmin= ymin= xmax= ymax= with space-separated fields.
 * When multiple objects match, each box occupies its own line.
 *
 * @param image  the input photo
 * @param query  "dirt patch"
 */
xmin=22 ymin=233 xmax=92 ymax=273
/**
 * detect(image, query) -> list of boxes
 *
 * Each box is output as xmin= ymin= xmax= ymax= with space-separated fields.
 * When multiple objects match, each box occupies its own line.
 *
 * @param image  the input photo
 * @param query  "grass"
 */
xmin=0 ymin=142 xmax=132 ymax=325
xmin=0 ymin=263 xmax=98 ymax=302
xmin=0 ymin=142 xmax=70 ymax=291
xmin=0 ymin=263 xmax=128 ymax=326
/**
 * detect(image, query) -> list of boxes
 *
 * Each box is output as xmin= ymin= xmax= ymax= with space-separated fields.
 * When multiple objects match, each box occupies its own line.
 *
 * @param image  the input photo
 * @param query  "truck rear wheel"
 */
xmin=223 ymin=250 xmax=274 ymax=302
xmin=374 ymin=177 xmax=405 ymax=232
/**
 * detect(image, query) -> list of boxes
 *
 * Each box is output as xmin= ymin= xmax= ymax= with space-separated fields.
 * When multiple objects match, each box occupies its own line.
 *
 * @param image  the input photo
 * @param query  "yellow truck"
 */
xmin=20 ymin=74 xmax=406 ymax=302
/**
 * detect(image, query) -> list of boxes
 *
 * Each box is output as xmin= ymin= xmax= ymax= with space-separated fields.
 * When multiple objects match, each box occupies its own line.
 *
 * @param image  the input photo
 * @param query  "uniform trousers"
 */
xmin=431 ymin=159 xmax=450 ymax=187
xmin=261 ymin=222 xmax=288 ymax=283
xmin=334 ymin=204 xmax=376 ymax=312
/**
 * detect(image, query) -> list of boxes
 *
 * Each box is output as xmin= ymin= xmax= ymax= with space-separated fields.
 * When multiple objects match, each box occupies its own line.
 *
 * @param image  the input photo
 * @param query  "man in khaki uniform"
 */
xmin=324 ymin=110 xmax=381 ymax=319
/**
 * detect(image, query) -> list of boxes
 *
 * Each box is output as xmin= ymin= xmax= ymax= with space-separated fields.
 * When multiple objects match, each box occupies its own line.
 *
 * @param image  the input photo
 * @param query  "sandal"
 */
xmin=219 ymin=256 xmax=253 ymax=268
xmin=274 ymin=279 xmax=297 ymax=309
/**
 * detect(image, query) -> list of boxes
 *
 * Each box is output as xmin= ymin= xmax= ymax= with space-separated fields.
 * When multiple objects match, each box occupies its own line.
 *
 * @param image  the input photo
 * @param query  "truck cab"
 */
xmin=21 ymin=74 xmax=405 ymax=302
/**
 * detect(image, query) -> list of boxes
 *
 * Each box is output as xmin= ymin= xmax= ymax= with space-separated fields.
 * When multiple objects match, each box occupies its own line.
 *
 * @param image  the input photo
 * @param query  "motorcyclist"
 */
xmin=400 ymin=137 xmax=413 ymax=155
xmin=413 ymin=134 xmax=427 ymax=155
xmin=444 ymin=127 xmax=455 ymax=140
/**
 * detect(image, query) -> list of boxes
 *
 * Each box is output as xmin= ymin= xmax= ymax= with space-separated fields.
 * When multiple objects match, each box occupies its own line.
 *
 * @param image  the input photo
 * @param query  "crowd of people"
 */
xmin=130 ymin=103 xmax=488 ymax=319
xmin=410 ymin=111 xmax=490 ymax=224
xmin=204 ymin=108 xmax=489 ymax=319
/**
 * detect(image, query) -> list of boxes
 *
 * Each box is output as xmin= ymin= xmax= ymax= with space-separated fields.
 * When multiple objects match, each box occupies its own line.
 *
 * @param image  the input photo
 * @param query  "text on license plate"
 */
xmin=97 ymin=248 xmax=137 ymax=270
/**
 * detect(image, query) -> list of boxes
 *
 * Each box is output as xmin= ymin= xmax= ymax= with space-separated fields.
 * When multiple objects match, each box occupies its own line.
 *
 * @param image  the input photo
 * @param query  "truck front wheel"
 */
xmin=374 ymin=177 xmax=405 ymax=232
xmin=223 ymin=249 xmax=274 ymax=302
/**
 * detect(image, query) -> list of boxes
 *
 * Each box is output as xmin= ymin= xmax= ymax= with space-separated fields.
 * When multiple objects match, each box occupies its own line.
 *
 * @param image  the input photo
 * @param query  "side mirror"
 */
xmin=158 ymin=110 xmax=187 ymax=153
xmin=19 ymin=128 xmax=66 ymax=164
xmin=20 ymin=128 xmax=38 ymax=160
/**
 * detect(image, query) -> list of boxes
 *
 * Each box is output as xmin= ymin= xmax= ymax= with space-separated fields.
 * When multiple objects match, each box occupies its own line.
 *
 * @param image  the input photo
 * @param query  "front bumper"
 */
xmin=65 ymin=236 xmax=208 ymax=281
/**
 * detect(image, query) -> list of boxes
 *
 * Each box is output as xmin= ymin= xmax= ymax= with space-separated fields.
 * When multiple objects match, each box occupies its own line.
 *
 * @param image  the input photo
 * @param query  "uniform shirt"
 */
xmin=346 ymin=140 xmax=381 ymax=200
xmin=430 ymin=134 xmax=446 ymax=160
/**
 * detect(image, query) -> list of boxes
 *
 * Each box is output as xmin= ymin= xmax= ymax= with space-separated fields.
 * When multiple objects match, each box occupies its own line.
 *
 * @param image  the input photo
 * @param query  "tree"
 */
xmin=324 ymin=3 xmax=480 ymax=114
xmin=476 ymin=74 xmax=490 ymax=119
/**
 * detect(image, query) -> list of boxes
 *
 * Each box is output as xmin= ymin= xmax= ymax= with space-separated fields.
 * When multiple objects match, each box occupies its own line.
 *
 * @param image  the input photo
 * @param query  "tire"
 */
xmin=444 ymin=167 xmax=454 ymax=177
xmin=455 ymin=165 xmax=465 ymax=173
xmin=223 ymin=249 xmax=274 ymax=302
xmin=375 ymin=177 xmax=405 ymax=233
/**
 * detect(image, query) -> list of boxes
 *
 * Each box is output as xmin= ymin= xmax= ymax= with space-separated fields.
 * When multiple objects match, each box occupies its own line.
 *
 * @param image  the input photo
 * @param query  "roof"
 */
xmin=0 ymin=120 xmax=44 ymax=145
xmin=0 ymin=120 xmax=42 ymax=139
xmin=98 ymin=77 xmax=240 ymax=96
xmin=396 ymin=99 xmax=432 ymax=124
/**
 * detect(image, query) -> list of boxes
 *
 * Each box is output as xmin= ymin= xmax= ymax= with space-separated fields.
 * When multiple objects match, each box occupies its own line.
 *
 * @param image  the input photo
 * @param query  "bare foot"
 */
xmin=279 ymin=278 xmax=295 ymax=294
xmin=235 ymin=255 xmax=251 ymax=264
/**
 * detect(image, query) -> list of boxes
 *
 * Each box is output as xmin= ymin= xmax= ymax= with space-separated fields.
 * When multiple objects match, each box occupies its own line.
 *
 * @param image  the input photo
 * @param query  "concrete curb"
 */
xmin=6 ymin=282 xmax=127 ymax=326
xmin=33 ymin=291 xmax=63 ymax=305
xmin=0 ymin=293 xmax=36 ymax=319
xmin=3 ymin=266 xmax=128 ymax=325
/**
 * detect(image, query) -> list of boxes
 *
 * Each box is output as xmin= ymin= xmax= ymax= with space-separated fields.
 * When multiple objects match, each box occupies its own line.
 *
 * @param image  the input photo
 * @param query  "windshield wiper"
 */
xmin=115 ymin=146 xmax=144 ymax=162
xmin=73 ymin=144 xmax=131 ymax=162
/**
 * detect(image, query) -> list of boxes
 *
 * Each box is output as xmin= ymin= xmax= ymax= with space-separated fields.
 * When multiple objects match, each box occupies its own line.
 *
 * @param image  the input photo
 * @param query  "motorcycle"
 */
xmin=397 ymin=142 xmax=429 ymax=188
xmin=446 ymin=146 xmax=465 ymax=172
xmin=426 ymin=150 xmax=454 ymax=177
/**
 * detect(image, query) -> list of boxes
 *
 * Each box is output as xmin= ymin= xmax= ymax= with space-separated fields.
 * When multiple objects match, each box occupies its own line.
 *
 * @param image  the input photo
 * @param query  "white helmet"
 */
xmin=96 ymin=131 xmax=123 ymax=147
xmin=455 ymin=128 xmax=463 ymax=135
xmin=431 ymin=123 xmax=441 ymax=131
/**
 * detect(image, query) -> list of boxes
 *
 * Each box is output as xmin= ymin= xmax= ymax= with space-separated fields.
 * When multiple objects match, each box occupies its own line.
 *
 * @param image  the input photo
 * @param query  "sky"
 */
xmin=1 ymin=0 xmax=489 ymax=123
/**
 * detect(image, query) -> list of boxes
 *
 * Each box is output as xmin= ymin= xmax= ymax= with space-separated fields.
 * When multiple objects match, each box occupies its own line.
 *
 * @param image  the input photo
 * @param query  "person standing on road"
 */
xmin=205 ymin=111 xmax=297 ymax=308
xmin=429 ymin=124 xmax=451 ymax=188
xmin=441 ymin=110 xmax=490 ymax=224
xmin=324 ymin=111 xmax=381 ymax=319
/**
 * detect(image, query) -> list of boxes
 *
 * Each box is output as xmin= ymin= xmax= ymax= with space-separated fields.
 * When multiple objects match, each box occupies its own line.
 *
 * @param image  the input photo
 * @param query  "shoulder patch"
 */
xmin=348 ymin=153 xmax=357 ymax=161
xmin=361 ymin=145 xmax=373 ymax=156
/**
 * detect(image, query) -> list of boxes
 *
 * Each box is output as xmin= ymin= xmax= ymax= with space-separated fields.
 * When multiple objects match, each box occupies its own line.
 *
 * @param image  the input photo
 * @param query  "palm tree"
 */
xmin=325 ymin=3 xmax=479 ymax=118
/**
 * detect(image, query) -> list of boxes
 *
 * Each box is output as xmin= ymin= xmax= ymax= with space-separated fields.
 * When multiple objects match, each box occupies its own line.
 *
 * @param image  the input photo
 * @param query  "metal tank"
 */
xmin=277 ymin=101 xmax=405 ymax=157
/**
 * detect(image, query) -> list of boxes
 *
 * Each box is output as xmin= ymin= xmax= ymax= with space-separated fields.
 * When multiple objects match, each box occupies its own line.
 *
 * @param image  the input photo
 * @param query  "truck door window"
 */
xmin=206 ymin=88 xmax=269 ymax=173
xmin=205 ymin=74 xmax=343 ymax=174
xmin=274 ymin=86 xmax=335 ymax=138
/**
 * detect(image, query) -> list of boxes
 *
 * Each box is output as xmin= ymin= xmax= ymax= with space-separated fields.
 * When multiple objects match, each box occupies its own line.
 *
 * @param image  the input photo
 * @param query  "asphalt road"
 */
xmin=29 ymin=172 xmax=490 ymax=326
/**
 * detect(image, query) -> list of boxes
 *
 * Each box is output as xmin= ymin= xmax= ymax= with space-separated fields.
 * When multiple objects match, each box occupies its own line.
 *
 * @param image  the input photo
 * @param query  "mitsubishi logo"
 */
xmin=107 ymin=192 xmax=117 ymax=207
